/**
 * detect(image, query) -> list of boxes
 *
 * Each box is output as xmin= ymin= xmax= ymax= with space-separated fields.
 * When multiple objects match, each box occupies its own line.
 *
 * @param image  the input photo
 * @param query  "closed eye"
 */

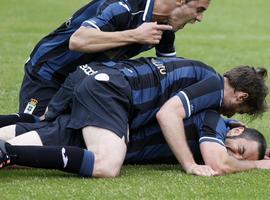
xmin=197 ymin=7 xmax=206 ymax=13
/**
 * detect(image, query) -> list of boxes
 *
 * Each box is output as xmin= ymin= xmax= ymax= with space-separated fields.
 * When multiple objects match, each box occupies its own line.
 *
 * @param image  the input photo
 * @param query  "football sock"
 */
xmin=0 ymin=113 xmax=38 ymax=128
xmin=5 ymin=144 xmax=95 ymax=177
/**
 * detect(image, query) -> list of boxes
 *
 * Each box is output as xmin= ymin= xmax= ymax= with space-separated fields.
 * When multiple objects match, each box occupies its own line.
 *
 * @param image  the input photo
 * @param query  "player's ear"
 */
xmin=238 ymin=92 xmax=249 ymax=102
xmin=227 ymin=127 xmax=245 ymax=137
xmin=176 ymin=0 xmax=186 ymax=6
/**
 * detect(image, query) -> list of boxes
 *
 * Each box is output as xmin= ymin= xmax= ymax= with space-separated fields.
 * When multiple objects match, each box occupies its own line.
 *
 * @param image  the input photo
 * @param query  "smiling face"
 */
xmin=225 ymin=128 xmax=260 ymax=160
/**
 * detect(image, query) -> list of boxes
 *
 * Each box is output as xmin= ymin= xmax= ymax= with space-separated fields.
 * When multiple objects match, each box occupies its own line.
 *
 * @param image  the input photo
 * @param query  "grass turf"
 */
xmin=0 ymin=0 xmax=270 ymax=199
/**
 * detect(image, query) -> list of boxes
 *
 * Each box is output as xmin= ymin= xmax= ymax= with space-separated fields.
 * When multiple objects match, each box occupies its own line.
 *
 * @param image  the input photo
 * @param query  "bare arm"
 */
xmin=69 ymin=22 xmax=172 ymax=53
xmin=200 ymin=142 xmax=270 ymax=175
xmin=156 ymin=96 xmax=216 ymax=176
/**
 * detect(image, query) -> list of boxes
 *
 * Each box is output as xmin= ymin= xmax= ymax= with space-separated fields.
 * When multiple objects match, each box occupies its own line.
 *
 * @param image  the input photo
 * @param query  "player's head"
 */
xmin=153 ymin=0 xmax=210 ymax=31
xmin=225 ymin=127 xmax=267 ymax=160
xmin=220 ymin=66 xmax=268 ymax=118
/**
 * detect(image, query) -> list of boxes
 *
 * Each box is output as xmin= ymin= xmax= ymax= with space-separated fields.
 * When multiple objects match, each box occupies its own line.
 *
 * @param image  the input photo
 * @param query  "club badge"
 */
xmin=24 ymin=98 xmax=38 ymax=114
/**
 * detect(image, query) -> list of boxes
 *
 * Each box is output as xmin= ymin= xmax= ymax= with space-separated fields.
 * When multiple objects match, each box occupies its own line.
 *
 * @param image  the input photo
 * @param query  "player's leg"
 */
xmin=0 ymin=125 xmax=16 ymax=141
xmin=82 ymin=126 xmax=127 ymax=178
xmin=0 ymin=140 xmax=94 ymax=176
xmin=0 ymin=113 xmax=38 ymax=128
xmin=0 ymin=120 xmax=90 ymax=176
xmin=0 ymin=125 xmax=126 ymax=178
xmin=7 ymin=131 xmax=43 ymax=146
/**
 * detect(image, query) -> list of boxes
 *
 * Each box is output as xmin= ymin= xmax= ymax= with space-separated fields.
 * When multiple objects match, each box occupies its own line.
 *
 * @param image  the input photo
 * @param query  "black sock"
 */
xmin=0 ymin=113 xmax=38 ymax=128
xmin=5 ymin=144 xmax=95 ymax=177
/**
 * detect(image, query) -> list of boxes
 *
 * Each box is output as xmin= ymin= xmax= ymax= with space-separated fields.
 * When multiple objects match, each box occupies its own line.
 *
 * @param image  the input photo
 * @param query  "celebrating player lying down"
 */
xmin=0 ymin=109 xmax=269 ymax=177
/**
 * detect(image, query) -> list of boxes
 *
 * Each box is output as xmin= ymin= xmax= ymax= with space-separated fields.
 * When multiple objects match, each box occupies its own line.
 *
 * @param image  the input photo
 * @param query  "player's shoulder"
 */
xmin=101 ymin=0 xmax=142 ymax=12
xmin=203 ymin=110 xmax=222 ymax=120
xmin=191 ymin=109 xmax=221 ymax=121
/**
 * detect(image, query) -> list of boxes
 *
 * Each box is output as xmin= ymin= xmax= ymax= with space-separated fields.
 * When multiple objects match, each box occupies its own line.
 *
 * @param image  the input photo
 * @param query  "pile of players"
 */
xmin=0 ymin=0 xmax=269 ymax=177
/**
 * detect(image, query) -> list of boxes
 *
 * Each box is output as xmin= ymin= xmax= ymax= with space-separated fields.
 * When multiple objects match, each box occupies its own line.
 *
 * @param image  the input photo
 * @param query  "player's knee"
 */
xmin=93 ymin=156 xmax=122 ymax=178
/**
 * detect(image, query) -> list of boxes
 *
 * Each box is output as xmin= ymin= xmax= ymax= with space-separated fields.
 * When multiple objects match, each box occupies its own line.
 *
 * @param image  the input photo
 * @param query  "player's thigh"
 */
xmin=82 ymin=126 xmax=127 ymax=177
xmin=0 ymin=125 xmax=16 ymax=141
xmin=7 ymin=131 xmax=43 ymax=146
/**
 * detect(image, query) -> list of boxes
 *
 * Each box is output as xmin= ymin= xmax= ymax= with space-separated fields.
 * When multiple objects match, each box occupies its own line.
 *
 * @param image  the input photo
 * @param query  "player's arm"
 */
xmin=155 ymin=30 xmax=176 ymax=57
xmin=70 ymin=1 xmax=173 ymax=53
xmin=156 ymin=96 xmax=216 ymax=176
xmin=200 ymin=142 xmax=270 ymax=175
xmin=69 ymin=23 xmax=172 ymax=53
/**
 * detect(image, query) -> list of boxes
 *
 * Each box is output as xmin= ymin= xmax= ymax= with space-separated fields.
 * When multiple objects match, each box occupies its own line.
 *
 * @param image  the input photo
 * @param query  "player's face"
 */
xmin=169 ymin=0 xmax=210 ymax=31
xmin=219 ymin=103 xmax=251 ymax=118
xmin=225 ymin=130 xmax=259 ymax=161
xmin=219 ymin=91 xmax=250 ymax=117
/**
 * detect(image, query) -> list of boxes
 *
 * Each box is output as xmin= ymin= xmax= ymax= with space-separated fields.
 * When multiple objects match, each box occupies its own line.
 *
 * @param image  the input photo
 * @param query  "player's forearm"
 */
xmin=214 ymin=156 xmax=258 ymax=175
xmin=69 ymin=27 xmax=138 ymax=53
xmin=156 ymin=108 xmax=196 ymax=171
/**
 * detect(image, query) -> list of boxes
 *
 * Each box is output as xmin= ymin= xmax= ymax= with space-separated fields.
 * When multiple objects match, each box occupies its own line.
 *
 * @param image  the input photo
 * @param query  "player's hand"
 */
xmin=186 ymin=164 xmax=218 ymax=176
xmin=39 ymin=107 xmax=48 ymax=121
xmin=134 ymin=22 xmax=172 ymax=44
xmin=264 ymin=148 xmax=270 ymax=160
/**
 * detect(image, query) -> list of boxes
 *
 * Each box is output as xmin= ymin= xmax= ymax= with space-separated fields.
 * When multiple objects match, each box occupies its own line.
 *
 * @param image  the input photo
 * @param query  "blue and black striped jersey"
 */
xmin=113 ymin=57 xmax=224 ymax=129
xmin=125 ymin=110 xmax=229 ymax=165
xmin=28 ymin=0 xmax=175 ymax=83
xmin=59 ymin=57 xmax=224 ymax=127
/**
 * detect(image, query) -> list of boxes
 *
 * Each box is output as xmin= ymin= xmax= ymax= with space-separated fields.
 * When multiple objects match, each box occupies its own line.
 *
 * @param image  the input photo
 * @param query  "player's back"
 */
xmin=28 ymin=0 xmax=154 ymax=84
xmin=118 ymin=57 xmax=220 ymax=130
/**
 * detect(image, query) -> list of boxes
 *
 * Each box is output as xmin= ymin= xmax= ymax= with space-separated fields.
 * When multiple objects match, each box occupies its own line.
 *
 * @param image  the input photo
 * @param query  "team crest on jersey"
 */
xmin=24 ymin=98 xmax=38 ymax=114
xmin=151 ymin=58 xmax=166 ymax=75
xmin=79 ymin=64 xmax=98 ymax=76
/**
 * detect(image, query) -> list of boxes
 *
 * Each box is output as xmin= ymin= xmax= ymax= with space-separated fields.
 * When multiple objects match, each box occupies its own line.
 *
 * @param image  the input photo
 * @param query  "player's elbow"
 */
xmin=156 ymin=108 xmax=166 ymax=123
xmin=156 ymin=97 xmax=186 ymax=122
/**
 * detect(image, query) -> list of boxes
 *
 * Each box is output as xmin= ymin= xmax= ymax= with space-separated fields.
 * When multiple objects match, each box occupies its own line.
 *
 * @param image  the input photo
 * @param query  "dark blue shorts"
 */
xmin=16 ymin=115 xmax=85 ymax=148
xmin=67 ymin=67 xmax=132 ymax=140
xmin=19 ymin=62 xmax=61 ymax=116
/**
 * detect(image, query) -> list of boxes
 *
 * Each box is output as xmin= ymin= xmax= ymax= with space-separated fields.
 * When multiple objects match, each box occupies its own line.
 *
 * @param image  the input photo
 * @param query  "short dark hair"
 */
xmin=224 ymin=66 xmax=268 ymax=118
xmin=234 ymin=128 xmax=267 ymax=160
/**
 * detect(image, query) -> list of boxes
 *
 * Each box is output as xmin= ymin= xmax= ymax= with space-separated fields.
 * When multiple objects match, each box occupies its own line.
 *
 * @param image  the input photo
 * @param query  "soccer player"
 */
xmin=0 ymin=57 xmax=268 ymax=177
xmin=19 ymin=0 xmax=211 ymax=116
xmin=44 ymin=57 xmax=268 ymax=121
xmin=125 ymin=111 xmax=267 ymax=166
xmin=0 ymin=110 xmax=268 ymax=177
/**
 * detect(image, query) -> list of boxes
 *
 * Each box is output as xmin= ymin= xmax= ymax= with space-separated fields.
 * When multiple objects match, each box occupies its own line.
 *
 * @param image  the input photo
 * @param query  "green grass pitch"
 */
xmin=0 ymin=0 xmax=270 ymax=199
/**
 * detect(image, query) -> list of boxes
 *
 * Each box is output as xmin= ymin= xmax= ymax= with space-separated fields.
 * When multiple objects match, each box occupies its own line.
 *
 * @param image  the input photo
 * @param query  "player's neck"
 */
xmin=223 ymin=77 xmax=235 ymax=100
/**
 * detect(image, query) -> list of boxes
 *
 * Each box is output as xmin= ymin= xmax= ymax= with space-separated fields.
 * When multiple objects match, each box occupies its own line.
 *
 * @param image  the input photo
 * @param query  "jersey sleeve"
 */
xmin=198 ymin=110 xmax=228 ymax=146
xmin=176 ymin=76 xmax=223 ymax=118
xmin=81 ymin=1 xmax=132 ymax=32
xmin=155 ymin=30 xmax=176 ymax=57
